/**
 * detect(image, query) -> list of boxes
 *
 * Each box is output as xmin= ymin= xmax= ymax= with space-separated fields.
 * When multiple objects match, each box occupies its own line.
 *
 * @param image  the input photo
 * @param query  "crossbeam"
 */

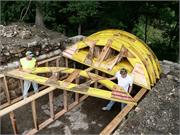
xmin=6 ymin=69 xmax=136 ymax=105
xmin=0 ymin=87 xmax=56 ymax=117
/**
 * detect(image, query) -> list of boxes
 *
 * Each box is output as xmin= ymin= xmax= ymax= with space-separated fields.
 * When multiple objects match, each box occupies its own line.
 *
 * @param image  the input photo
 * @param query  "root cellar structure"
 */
xmin=0 ymin=29 xmax=161 ymax=135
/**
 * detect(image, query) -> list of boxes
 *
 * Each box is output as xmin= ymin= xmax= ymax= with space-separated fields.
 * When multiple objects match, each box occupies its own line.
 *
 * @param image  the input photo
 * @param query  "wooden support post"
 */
xmin=31 ymin=100 xmax=39 ymax=130
xmin=49 ymin=92 xmax=54 ymax=119
xmin=45 ymin=62 xmax=49 ymax=76
xmin=65 ymin=57 xmax=68 ymax=67
xmin=75 ymin=78 xmax=79 ymax=103
xmin=0 ymin=87 xmax=55 ymax=117
xmin=9 ymin=111 xmax=18 ymax=135
xmin=20 ymin=80 xmax=23 ymax=94
xmin=63 ymin=90 xmax=68 ymax=111
xmin=56 ymin=58 xmax=60 ymax=79
xmin=3 ymin=76 xmax=11 ymax=104
xmin=94 ymin=70 xmax=99 ymax=88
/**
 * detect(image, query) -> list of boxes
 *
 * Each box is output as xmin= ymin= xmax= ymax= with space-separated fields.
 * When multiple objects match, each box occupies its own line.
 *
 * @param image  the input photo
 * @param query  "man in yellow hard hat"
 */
xmin=19 ymin=51 xmax=38 ymax=99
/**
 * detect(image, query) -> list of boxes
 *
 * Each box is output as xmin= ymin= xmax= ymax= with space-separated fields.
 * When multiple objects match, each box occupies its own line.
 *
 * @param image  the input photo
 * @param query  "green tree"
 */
xmin=60 ymin=1 xmax=100 ymax=35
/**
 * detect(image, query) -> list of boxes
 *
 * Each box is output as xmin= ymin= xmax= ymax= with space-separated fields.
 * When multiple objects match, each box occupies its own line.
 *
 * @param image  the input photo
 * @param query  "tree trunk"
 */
xmin=168 ymin=21 xmax=178 ymax=49
xmin=35 ymin=1 xmax=45 ymax=28
xmin=78 ymin=24 xmax=81 ymax=35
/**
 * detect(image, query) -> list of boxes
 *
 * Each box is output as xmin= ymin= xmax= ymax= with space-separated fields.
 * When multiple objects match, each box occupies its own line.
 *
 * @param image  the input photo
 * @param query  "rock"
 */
xmin=91 ymin=121 xmax=96 ymax=124
xmin=10 ymin=90 xmax=16 ymax=97
xmin=27 ymin=41 xmax=37 ymax=47
xmin=161 ymin=64 xmax=170 ymax=74
xmin=167 ymin=74 xmax=174 ymax=80
xmin=47 ymin=120 xmax=63 ymax=128
xmin=135 ymin=106 xmax=141 ymax=112
xmin=64 ymin=126 xmax=72 ymax=135
xmin=0 ymin=92 xmax=6 ymax=102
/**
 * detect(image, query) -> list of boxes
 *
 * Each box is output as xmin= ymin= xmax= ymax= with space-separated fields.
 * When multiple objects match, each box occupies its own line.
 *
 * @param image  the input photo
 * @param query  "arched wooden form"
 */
xmin=63 ymin=29 xmax=161 ymax=89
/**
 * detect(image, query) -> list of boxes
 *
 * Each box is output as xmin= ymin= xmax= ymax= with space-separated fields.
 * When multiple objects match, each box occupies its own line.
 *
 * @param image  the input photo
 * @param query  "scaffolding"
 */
xmin=0 ymin=29 xmax=160 ymax=135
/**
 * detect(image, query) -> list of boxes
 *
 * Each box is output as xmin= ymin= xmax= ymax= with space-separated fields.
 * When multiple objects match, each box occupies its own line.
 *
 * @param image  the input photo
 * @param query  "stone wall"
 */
xmin=0 ymin=24 xmax=85 ymax=103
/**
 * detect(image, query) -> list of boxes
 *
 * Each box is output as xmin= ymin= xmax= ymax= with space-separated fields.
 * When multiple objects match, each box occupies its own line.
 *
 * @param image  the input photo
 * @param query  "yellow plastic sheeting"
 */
xmin=7 ymin=69 xmax=136 ymax=105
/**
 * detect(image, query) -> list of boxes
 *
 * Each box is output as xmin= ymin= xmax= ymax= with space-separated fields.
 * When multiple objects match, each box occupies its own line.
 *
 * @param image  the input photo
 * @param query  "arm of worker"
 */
xmin=128 ymin=76 xmax=133 ymax=93
xmin=108 ymin=76 xmax=117 ymax=80
xmin=19 ymin=63 xmax=23 ymax=71
xmin=128 ymin=85 xmax=133 ymax=93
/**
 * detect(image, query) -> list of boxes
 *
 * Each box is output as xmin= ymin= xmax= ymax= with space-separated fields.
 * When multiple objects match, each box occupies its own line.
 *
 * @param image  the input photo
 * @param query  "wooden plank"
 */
xmin=0 ymin=87 xmax=55 ymax=117
xmin=100 ymin=88 xmax=147 ymax=135
xmin=3 ymin=76 xmax=11 ymax=104
xmin=56 ymin=58 xmax=60 ymax=79
xmin=94 ymin=70 xmax=99 ymax=88
xmin=6 ymin=69 xmax=136 ymax=105
xmin=0 ymin=74 xmax=4 ymax=78
xmin=63 ymin=90 xmax=68 ymax=111
xmin=38 ymin=55 xmax=61 ymax=65
xmin=9 ymin=111 xmax=18 ymax=135
xmin=64 ymin=70 xmax=80 ymax=83
xmin=107 ymin=52 xmax=123 ymax=71
xmin=65 ymin=57 xmax=68 ymax=67
xmin=31 ymin=100 xmax=39 ymax=130
xmin=95 ymin=39 xmax=113 ymax=66
xmin=0 ymin=85 xmax=48 ymax=110
xmin=75 ymin=78 xmax=79 ymax=103
xmin=49 ymin=92 xmax=54 ymax=119
xmin=100 ymin=104 xmax=134 ymax=135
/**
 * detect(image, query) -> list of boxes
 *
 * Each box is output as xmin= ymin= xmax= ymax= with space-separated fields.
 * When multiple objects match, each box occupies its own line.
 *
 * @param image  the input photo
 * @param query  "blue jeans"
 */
xmin=105 ymin=101 xmax=126 ymax=110
xmin=23 ymin=80 xmax=38 ymax=98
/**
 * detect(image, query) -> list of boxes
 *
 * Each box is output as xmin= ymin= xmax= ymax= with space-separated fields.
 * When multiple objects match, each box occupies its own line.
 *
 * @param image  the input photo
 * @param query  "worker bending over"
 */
xmin=19 ymin=51 xmax=39 ymax=99
xmin=102 ymin=68 xmax=133 ymax=111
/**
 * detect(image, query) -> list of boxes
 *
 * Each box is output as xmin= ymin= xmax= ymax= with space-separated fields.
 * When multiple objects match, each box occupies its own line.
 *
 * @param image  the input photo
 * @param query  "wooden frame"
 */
xmin=0 ymin=55 xmax=148 ymax=135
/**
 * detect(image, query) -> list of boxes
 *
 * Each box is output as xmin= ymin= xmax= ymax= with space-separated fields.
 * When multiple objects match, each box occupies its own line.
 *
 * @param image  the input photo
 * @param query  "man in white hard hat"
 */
xmin=19 ymin=51 xmax=38 ymax=99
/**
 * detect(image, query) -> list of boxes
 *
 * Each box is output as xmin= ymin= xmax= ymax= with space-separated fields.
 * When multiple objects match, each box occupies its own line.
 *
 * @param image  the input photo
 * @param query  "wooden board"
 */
xmin=6 ymin=69 xmax=136 ymax=105
xmin=100 ymin=88 xmax=147 ymax=135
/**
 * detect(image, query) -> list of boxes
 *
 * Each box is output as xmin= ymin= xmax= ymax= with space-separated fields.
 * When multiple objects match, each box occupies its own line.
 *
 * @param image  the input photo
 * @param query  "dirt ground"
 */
xmin=1 ymin=75 xmax=179 ymax=135
xmin=1 ymin=90 xmax=122 ymax=135
xmin=113 ymin=77 xmax=179 ymax=135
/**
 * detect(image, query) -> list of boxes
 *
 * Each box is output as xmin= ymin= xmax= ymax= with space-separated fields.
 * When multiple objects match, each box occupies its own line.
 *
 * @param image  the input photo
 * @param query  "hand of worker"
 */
xmin=23 ymin=69 xmax=32 ymax=73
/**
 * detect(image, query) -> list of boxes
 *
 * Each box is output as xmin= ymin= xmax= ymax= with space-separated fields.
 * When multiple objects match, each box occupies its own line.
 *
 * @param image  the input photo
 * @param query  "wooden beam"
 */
xmin=3 ymin=76 xmax=11 ymax=104
xmin=94 ymin=70 xmax=99 ymax=88
xmin=26 ymin=92 xmax=89 ymax=135
xmin=0 ymin=85 xmax=48 ymax=110
xmin=56 ymin=58 xmax=60 ymax=79
xmin=38 ymin=55 xmax=61 ymax=65
xmin=100 ymin=88 xmax=147 ymax=135
xmin=0 ymin=87 xmax=56 ymax=117
xmin=64 ymin=69 xmax=80 ymax=83
xmin=75 ymin=78 xmax=79 ymax=103
xmin=63 ymin=90 xmax=68 ymax=111
xmin=49 ymin=92 xmax=54 ymax=119
xmin=95 ymin=39 xmax=113 ymax=66
xmin=9 ymin=111 xmax=18 ymax=135
xmin=65 ymin=57 xmax=68 ymax=67
xmin=31 ymin=100 xmax=39 ymax=130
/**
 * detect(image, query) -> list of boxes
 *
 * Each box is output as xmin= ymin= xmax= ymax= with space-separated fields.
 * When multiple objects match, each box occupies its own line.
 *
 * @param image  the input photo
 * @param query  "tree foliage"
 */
xmin=0 ymin=1 xmax=179 ymax=62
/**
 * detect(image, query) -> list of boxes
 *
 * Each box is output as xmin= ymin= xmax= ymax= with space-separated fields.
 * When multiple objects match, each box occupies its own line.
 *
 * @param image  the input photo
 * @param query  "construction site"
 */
xmin=0 ymin=23 xmax=179 ymax=135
